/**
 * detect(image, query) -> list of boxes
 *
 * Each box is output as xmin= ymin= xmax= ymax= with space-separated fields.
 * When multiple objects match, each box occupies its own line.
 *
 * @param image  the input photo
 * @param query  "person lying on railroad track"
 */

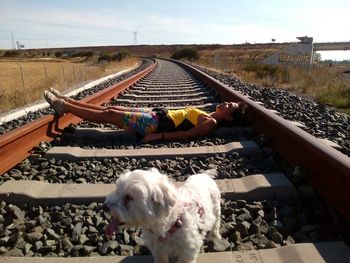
xmin=44 ymin=88 xmax=248 ymax=143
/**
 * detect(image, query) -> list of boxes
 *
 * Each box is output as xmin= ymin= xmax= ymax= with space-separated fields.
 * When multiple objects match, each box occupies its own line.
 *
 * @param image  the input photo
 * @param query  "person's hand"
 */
xmin=141 ymin=133 xmax=162 ymax=143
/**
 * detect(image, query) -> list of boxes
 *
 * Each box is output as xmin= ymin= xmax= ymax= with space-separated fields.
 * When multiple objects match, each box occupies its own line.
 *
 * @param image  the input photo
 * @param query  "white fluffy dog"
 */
xmin=104 ymin=168 xmax=221 ymax=263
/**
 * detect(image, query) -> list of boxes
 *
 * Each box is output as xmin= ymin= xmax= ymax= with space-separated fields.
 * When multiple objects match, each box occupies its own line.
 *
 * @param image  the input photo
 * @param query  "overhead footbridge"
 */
xmin=261 ymin=36 xmax=350 ymax=67
xmin=314 ymin=41 xmax=350 ymax=51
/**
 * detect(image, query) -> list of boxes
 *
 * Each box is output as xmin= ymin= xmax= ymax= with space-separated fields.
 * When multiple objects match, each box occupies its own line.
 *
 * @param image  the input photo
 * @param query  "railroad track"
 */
xmin=0 ymin=59 xmax=350 ymax=262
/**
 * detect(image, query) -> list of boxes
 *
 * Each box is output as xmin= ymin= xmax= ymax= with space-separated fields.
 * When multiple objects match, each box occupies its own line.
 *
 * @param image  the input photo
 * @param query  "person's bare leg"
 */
xmin=65 ymin=98 xmax=151 ymax=113
xmin=64 ymin=97 xmax=108 ymax=111
xmin=50 ymin=89 xmax=150 ymax=112
xmin=58 ymin=96 xmax=149 ymax=113
xmin=61 ymin=100 xmax=125 ymax=126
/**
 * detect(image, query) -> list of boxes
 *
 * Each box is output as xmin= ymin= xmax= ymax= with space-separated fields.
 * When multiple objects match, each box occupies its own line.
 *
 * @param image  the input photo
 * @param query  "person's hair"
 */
xmin=218 ymin=102 xmax=249 ymax=127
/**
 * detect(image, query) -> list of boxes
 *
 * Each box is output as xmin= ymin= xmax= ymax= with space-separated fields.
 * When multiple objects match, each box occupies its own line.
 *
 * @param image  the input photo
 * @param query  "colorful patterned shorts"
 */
xmin=121 ymin=111 xmax=159 ymax=136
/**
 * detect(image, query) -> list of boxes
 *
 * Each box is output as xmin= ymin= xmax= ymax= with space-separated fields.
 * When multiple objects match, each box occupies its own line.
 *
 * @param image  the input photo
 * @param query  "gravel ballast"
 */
xmin=0 ymin=191 xmax=346 ymax=257
xmin=194 ymin=66 xmax=350 ymax=157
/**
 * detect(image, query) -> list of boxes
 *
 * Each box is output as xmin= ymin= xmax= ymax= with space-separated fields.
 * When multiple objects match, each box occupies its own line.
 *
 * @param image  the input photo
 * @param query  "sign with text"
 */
xmin=279 ymin=53 xmax=311 ymax=63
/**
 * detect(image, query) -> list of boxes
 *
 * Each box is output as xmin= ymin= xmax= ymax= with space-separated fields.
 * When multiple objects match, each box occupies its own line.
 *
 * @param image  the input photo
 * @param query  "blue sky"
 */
xmin=0 ymin=0 xmax=349 ymax=60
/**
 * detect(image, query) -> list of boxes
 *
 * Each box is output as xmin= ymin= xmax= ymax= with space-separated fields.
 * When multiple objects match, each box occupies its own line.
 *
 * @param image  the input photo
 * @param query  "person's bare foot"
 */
xmin=49 ymin=87 xmax=69 ymax=100
xmin=43 ymin=90 xmax=65 ymax=115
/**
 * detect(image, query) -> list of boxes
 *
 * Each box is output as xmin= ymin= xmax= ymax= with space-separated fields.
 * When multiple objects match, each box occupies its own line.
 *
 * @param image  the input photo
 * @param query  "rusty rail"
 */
xmin=0 ymin=60 xmax=157 ymax=176
xmin=174 ymin=60 xmax=350 ymax=221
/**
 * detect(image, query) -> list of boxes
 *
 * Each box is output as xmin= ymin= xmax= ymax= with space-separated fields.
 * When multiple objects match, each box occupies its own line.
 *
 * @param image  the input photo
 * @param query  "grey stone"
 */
xmin=81 ymin=245 xmax=96 ymax=255
xmin=267 ymin=226 xmax=278 ymax=238
xmin=236 ymin=213 xmax=252 ymax=222
xmin=271 ymin=231 xmax=283 ymax=244
xmin=229 ymin=231 xmax=241 ymax=244
xmin=25 ymin=220 xmax=37 ymax=230
xmin=93 ymin=215 xmax=103 ymax=226
xmin=257 ymin=209 xmax=265 ymax=217
xmin=9 ymin=169 xmax=22 ymax=179
xmin=119 ymin=244 xmax=134 ymax=256
xmin=6 ymin=247 xmax=24 ymax=256
xmin=265 ymin=240 xmax=279 ymax=248
xmin=236 ymin=221 xmax=250 ymax=237
xmin=209 ymin=238 xmax=231 ymax=252
xmin=106 ymin=240 xmax=119 ymax=250
xmin=62 ymin=237 xmax=74 ymax=252
xmin=79 ymin=234 xmax=89 ymax=245
xmin=123 ymin=229 xmax=130 ymax=244
xmin=11 ymin=205 xmax=25 ymax=220
xmin=98 ymin=240 xmax=118 ymax=255
xmin=249 ymin=223 xmax=261 ymax=235
xmin=38 ymin=245 xmax=56 ymax=254
xmin=14 ymin=238 xmax=26 ymax=251
xmin=88 ymin=202 xmax=98 ymax=210
xmin=70 ymin=245 xmax=82 ymax=256
xmin=97 ymin=244 xmax=108 ymax=255
xmin=72 ymin=222 xmax=82 ymax=242
xmin=44 ymin=240 xmax=56 ymax=247
xmin=0 ymin=246 xmax=8 ymax=254
xmin=222 ymin=207 xmax=235 ymax=217
xmin=284 ymin=235 xmax=295 ymax=245
xmin=133 ymin=244 xmax=150 ymax=255
xmin=88 ymin=225 xmax=99 ymax=233
xmin=33 ymin=240 xmax=43 ymax=251
xmin=251 ymin=234 xmax=269 ymax=247
xmin=236 ymin=241 xmax=254 ymax=250
xmin=24 ymin=232 xmax=43 ymax=244
xmin=0 ymin=237 xmax=10 ymax=246
xmin=45 ymin=228 xmax=60 ymax=240
xmin=89 ymin=233 xmax=99 ymax=243
xmin=132 ymin=235 xmax=144 ymax=246
xmin=24 ymin=243 xmax=32 ymax=255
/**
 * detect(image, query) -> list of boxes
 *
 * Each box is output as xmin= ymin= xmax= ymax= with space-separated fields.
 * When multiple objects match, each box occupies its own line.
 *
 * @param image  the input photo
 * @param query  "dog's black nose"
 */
xmin=101 ymin=203 xmax=110 ymax=212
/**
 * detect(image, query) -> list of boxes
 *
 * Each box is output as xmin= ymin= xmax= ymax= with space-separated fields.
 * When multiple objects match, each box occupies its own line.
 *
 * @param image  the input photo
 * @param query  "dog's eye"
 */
xmin=123 ymin=194 xmax=134 ymax=208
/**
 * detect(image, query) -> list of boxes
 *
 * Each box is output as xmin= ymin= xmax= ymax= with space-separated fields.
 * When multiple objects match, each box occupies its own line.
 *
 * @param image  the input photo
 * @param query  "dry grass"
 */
xmin=197 ymin=47 xmax=282 ymax=73
xmin=0 ymin=57 xmax=139 ymax=113
xmin=195 ymin=55 xmax=350 ymax=115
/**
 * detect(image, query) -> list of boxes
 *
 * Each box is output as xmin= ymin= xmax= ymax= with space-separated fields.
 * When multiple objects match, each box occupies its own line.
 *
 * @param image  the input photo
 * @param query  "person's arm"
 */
xmin=141 ymin=118 xmax=217 ymax=143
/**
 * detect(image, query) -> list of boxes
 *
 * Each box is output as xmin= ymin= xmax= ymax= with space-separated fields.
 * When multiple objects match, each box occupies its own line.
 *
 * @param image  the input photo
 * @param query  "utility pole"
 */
xmin=133 ymin=31 xmax=137 ymax=45
xmin=11 ymin=32 xmax=15 ymax=49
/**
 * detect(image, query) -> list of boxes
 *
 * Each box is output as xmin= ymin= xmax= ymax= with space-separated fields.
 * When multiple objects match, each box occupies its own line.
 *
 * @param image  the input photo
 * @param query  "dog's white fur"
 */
xmin=104 ymin=168 xmax=221 ymax=263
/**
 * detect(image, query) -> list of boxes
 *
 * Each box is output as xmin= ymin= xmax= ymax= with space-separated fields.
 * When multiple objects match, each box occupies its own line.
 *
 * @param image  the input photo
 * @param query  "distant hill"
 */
xmin=26 ymin=43 xmax=290 ymax=60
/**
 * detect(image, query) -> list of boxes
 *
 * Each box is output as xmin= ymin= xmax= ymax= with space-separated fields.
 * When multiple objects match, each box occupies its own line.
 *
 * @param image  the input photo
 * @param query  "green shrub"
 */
xmin=242 ymin=61 xmax=289 ymax=83
xmin=98 ymin=51 xmax=130 ymax=63
xmin=98 ymin=52 xmax=113 ymax=63
xmin=112 ymin=51 xmax=130 ymax=61
xmin=171 ymin=47 xmax=199 ymax=61
xmin=70 ymin=51 xmax=94 ymax=58
xmin=4 ymin=50 xmax=18 ymax=57
xmin=55 ymin=51 xmax=63 ymax=58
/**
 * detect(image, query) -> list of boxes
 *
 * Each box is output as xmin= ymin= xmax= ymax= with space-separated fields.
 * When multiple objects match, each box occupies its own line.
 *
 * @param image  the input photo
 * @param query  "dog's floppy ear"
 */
xmin=151 ymin=174 xmax=177 ymax=216
xmin=116 ymin=170 xmax=131 ymax=184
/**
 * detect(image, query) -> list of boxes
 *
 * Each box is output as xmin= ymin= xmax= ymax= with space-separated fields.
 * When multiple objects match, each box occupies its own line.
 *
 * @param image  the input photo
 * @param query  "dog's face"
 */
xmin=104 ymin=168 xmax=177 ymax=237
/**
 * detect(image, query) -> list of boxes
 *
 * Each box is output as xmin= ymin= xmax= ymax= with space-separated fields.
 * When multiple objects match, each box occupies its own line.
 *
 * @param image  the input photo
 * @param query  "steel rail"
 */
xmin=174 ymin=60 xmax=350 ymax=222
xmin=0 ymin=60 xmax=157 ymax=176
